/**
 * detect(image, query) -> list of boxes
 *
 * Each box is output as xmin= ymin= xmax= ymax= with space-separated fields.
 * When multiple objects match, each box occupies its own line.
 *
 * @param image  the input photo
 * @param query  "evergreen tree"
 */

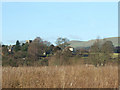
xmin=21 ymin=43 xmax=29 ymax=52
xmin=14 ymin=40 xmax=21 ymax=52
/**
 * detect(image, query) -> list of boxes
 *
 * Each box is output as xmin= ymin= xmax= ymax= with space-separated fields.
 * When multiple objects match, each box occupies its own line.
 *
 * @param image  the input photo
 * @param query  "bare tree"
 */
xmin=89 ymin=38 xmax=101 ymax=67
xmin=28 ymin=37 xmax=48 ymax=61
xmin=101 ymin=40 xmax=114 ymax=65
xmin=55 ymin=37 xmax=70 ymax=49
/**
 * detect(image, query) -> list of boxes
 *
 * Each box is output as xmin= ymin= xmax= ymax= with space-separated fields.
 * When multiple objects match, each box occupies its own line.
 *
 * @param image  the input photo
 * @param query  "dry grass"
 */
xmin=2 ymin=65 xmax=118 ymax=88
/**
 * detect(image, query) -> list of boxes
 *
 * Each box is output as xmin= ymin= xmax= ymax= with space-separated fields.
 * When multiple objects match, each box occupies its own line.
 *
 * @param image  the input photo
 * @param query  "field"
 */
xmin=2 ymin=65 xmax=118 ymax=88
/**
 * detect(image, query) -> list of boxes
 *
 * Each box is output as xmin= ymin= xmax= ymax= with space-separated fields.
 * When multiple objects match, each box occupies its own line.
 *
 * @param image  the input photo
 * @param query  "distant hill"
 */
xmin=68 ymin=37 xmax=120 ymax=49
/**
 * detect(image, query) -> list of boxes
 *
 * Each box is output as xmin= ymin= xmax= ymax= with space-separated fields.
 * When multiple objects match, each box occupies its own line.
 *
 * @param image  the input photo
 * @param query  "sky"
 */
xmin=2 ymin=2 xmax=118 ymax=45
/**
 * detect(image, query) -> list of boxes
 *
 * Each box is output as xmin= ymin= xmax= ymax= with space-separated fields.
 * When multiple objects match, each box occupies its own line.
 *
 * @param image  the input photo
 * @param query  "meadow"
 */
xmin=2 ymin=65 xmax=118 ymax=88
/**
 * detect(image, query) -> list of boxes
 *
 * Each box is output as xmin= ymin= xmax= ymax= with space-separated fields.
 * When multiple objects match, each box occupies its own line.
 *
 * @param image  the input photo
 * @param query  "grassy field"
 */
xmin=2 ymin=65 xmax=118 ymax=88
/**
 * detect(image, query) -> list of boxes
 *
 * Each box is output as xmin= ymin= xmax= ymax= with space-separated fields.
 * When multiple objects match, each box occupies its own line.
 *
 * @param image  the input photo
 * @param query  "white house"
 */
xmin=69 ymin=47 xmax=74 ymax=52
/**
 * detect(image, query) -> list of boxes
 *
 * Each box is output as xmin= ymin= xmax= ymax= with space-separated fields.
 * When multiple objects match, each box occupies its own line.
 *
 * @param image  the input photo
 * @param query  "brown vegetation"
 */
xmin=2 ymin=65 xmax=118 ymax=88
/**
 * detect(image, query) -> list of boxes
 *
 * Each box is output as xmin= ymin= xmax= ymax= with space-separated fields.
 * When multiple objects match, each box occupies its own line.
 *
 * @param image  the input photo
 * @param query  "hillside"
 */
xmin=68 ymin=37 xmax=119 ymax=49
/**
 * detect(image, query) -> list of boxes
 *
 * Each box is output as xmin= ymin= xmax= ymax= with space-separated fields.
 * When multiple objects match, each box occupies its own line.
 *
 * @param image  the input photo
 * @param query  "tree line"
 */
xmin=2 ymin=37 xmax=119 ymax=67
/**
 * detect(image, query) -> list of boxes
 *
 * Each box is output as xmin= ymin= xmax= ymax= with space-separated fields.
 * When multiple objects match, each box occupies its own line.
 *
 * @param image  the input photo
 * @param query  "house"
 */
xmin=7 ymin=45 xmax=13 ymax=53
xmin=64 ymin=46 xmax=75 ymax=52
xmin=43 ymin=52 xmax=46 ymax=56
xmin=26 ymin=40 xmax=32 ymax=44
xmin=69 ymin=47 xmax=74 ymax=52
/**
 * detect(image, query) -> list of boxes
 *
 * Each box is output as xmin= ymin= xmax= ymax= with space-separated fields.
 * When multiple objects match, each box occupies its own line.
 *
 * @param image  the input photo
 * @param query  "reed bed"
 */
xmin=2 ymin=65 xmax=118 ymax=88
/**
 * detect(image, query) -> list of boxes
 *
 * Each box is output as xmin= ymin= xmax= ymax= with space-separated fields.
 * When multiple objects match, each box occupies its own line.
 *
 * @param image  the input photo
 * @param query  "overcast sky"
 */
xmin=2 ymin=2 xmax=118 ymax=45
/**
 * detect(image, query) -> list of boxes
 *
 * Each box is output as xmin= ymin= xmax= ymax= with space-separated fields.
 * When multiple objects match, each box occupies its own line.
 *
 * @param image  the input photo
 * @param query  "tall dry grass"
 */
xmin=2 ymin=65 xmax=118 ymax=88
